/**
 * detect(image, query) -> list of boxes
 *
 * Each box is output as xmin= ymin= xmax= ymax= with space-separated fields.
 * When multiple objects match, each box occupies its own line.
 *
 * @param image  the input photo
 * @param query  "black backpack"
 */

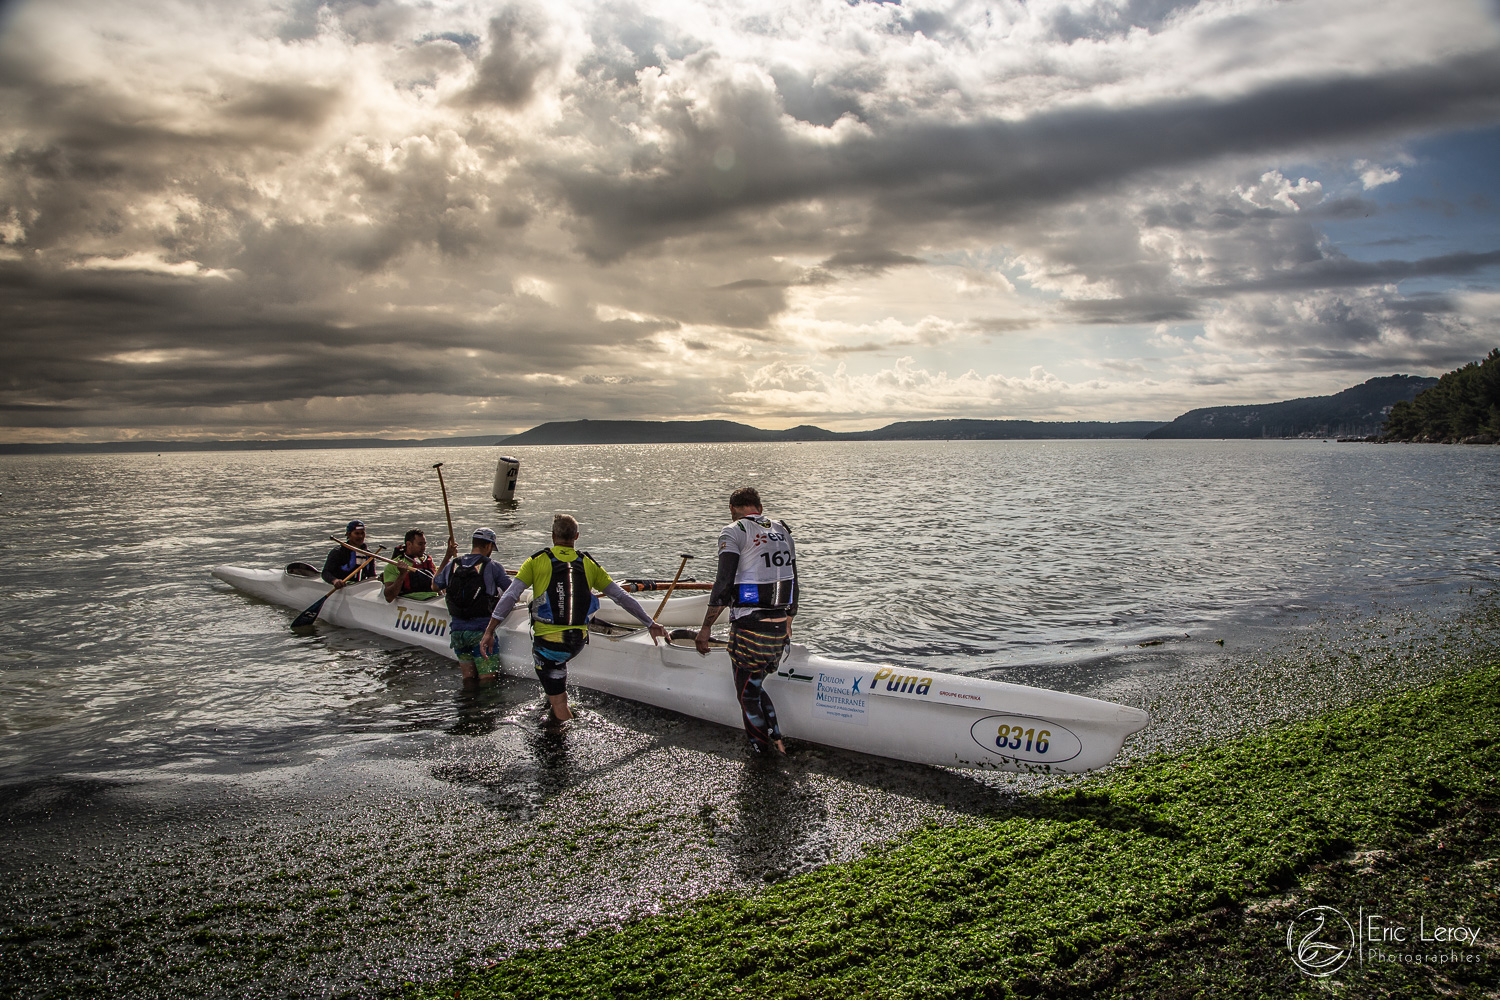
xmin=445 ymin=557 xmax=497 ymax=620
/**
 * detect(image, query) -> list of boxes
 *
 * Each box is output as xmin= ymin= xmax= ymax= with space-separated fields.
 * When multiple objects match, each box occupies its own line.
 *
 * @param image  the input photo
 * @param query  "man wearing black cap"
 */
xmin=321 ymin=520 xmax=379 ymax=588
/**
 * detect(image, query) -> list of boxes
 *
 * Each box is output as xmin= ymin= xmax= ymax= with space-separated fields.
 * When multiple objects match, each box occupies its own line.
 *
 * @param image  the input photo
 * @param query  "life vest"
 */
xmin=335 ymin=548 xmax=368 ymax=578
xmin=730 ymin=517 xmax=796 ymax=611
xmin=445 ymin=555 xmax=497 ymax=620
xmin=392 ymin=545 xmax=436 ymax=595
xmin=528 ymin=548 xmax=600 ymax=650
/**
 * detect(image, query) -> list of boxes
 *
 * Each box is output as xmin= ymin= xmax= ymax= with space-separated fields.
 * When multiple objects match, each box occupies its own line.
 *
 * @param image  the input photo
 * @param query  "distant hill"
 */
xmin=499 ymin=419 xmax=839 ymax=445
xmin=7 ymin=373 xmax=1465 ymax=454
xmin=1144 ymin=376 xmax=1438 ymax=440
xmin=1382 ymin=348 xmax=1500 ymax=443
xmin=500 ymin=418 xmax=1166 ymax=445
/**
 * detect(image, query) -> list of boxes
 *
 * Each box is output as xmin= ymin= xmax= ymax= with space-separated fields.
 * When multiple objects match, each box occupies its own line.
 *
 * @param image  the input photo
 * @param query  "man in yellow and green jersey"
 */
xmin=480 ymin=513 xmax=665 ymax=721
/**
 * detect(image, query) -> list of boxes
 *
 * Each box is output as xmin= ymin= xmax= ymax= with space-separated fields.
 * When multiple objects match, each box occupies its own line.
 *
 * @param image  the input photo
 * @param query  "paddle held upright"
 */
xmin=433 ymin=462 xmax=456 ymax=549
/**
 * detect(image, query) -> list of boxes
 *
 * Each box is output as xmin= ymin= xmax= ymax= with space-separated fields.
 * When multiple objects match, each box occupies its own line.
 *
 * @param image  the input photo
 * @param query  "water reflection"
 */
xmin=724 ymin=759 xmax=828 ymax=883
xmin=446 ymin=682 xmax=515 ymax=739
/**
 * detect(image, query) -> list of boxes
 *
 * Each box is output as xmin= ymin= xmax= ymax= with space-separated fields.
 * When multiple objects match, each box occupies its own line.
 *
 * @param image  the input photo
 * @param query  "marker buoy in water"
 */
xmin=493 ymin=455 xmax=520 ymax=501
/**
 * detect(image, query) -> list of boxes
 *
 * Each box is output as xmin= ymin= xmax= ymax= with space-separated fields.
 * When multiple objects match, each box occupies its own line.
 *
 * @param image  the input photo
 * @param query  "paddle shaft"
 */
xmin=330 ymin=537 xmax=437 ymax=572
xmin=335 ymin=537 xmax=709 ymax=595
xmin=623 ymin=580 xmax=712 ymax=592
xmin=652 ymin=554 xmax=693 ymax=622
xmin=433 ymin=463 xmax=456 ymax=545
xmin=291 ymin=547 xmax=383 ymax=627
xmin=324 ymin=548 xmax=383 ymax=589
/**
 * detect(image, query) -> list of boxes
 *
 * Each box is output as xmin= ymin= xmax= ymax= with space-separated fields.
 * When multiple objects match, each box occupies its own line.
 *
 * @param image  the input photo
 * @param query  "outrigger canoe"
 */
xmin=212 ymin=564 xmax=1149 ymax=772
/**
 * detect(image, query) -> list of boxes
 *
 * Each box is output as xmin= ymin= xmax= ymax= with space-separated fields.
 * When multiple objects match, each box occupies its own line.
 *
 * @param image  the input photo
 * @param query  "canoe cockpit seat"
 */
xmin=285 ymin=562 xmax=322 ymax=579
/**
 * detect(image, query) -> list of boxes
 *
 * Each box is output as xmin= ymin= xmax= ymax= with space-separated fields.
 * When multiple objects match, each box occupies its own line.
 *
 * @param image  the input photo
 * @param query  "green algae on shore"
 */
xmin=408 ymin=662 xmax=1500 ymax=1000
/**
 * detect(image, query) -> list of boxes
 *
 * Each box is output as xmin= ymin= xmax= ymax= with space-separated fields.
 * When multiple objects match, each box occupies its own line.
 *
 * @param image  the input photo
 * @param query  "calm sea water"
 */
xmin=0 ymin=439 xmax=1495 ymax=782
xmin=1 ymin=440 xmax=1497 ymax=998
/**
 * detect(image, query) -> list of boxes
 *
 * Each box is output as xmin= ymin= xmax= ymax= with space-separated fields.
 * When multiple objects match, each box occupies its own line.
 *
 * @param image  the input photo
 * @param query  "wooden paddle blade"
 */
xmin=290 ymin=595 xmax=330 ymax=629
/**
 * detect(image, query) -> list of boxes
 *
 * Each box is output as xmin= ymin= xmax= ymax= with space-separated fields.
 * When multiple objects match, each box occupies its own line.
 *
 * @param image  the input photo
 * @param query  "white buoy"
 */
xmin=492 ymin=455 xmax=520 ymax=501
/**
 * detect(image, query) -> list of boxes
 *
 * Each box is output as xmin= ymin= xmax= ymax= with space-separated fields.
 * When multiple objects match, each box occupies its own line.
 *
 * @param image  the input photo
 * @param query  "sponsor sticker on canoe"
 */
xmin=860 ymin=667 xmax=990 ymax=707
xmin=935 ymin=687 xmax=985 ymax=705
xmin=394 ymin=603 xmax=449 ymax=639
xmin=867 ymin=666 xmax=932 ymax=700
xmin=969 ymin=715 xmax=1082 ymax=765
xmin=812 ymin=670 xmax=869 ymax=727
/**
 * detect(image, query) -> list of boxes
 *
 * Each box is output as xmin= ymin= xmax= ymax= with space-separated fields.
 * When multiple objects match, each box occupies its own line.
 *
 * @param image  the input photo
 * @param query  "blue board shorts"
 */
xmin=450 ymin=629 xmax=499 ymax=679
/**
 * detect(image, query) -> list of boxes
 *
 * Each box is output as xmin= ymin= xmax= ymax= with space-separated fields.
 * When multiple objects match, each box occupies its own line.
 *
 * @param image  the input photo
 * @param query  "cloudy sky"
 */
xmin=2 ymin=0 xmax=1498 ymax=442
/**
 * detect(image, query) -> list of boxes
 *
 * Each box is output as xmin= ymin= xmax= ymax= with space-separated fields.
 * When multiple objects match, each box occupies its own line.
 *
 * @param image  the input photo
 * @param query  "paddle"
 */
xmin=652 ymin=554 xmax=693 ymax=622
xmin=622 ymin=579 xmax=712 ymax=592
xmin=329 ymin=536 xmax=431 ymax=571
xmin=433 ymin=462 xmax=456 ymax=550
xmin=291 ymin=546 xmax=384 ymax=629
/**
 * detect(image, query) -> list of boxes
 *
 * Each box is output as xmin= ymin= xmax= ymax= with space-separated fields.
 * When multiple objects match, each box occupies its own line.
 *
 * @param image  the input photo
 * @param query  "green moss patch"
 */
xmin=408 ymin=662 xmax=1500 ymax=999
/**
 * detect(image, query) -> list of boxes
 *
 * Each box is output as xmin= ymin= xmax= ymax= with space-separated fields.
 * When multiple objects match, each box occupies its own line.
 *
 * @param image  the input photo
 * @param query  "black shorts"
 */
xmin=531 ymin=635 xmax=583 ymax=696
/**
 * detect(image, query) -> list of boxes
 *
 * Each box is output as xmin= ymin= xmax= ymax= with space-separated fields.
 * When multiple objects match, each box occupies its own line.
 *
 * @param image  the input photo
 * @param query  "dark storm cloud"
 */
xmin=3 ymin=0 xmax=1499 ymax=439
xmin=1056 ymin=250 xmax=1500 ymax=322
xmin=0 ymin=258 xmax=676 ymax=420
xmin=1062 ymin=295 xmax=1204 ymax=325
xmin=224 ymin=82 xmax=343 ymax=128
xmin=1204 ymin=282 xmax=1494 ymax=371
xmin=553 ymin=51 xmax=1500 ymax=255
xmin=1191 ymin=248 xmax=1500 ymax=294
xmin=768 ymin=65 xmax=867 ymax=127
xmin=1140 ymin=195 xmax=1377 ymax=231
xmin=713 ymin=278 xmax=783 ymax=290
xmin=462 ymin=3 xmax=564 ymax=108
xmin=820 ymin=249 xmax=925 ymax=273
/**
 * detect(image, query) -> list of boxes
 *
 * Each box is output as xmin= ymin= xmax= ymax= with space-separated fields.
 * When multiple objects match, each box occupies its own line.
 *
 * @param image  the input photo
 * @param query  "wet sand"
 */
xmin=3 ymin=588 xmax=1494 ymax=998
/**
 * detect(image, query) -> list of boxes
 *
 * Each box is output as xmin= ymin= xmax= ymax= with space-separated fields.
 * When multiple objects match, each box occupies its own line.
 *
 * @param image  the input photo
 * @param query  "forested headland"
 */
xmin=1144 ymin=375 xmax=1434 ymax=440
xmin=1382 ymin=348 xmax=1500 ymax=443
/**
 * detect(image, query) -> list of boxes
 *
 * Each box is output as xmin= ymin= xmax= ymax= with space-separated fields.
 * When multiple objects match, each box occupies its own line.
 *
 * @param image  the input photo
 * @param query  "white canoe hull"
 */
xmin=212 ymin=565 xmax=1149 ymax=772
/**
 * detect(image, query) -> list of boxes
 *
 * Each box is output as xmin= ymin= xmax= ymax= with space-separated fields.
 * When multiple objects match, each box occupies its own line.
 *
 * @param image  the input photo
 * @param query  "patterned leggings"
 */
xmin=727 ymin=618 xmax=789 ymax=748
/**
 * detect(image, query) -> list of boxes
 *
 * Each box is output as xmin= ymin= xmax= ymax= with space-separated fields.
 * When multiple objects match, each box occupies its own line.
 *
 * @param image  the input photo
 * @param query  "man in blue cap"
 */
xmin=321 ymin=520 xmax=379 ymax=587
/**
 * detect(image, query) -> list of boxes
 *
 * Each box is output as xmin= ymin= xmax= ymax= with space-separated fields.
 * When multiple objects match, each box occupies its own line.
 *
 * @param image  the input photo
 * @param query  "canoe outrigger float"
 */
xmin=212 ymin=564 xmax=1150 ymax=772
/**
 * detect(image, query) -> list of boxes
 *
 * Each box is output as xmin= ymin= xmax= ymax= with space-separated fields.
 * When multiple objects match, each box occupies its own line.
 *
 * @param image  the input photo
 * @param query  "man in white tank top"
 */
xmin=695 ymin=486 xmax=798 ymax=754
